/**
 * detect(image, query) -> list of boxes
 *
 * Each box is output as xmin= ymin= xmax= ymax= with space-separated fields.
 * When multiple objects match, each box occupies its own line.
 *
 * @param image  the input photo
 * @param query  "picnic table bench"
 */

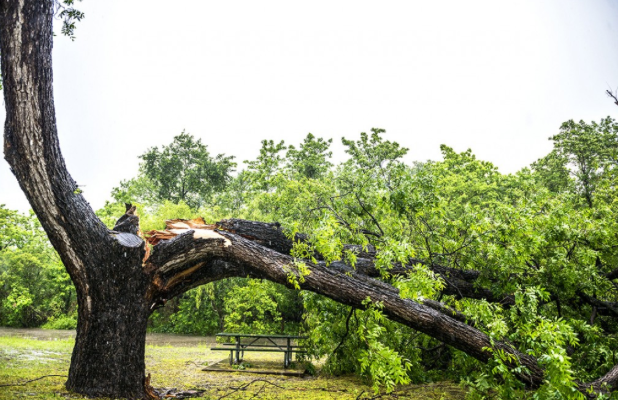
xmin=211 ymin=333 xmax=308 ymax=368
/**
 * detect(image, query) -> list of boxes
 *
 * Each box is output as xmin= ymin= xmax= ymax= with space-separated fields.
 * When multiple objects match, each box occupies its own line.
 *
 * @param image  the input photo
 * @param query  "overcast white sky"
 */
xmin=1 ymin=0 xmax=617 ymax=213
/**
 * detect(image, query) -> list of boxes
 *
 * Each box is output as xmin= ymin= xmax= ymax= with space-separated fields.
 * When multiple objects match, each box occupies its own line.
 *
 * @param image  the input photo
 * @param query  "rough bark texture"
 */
xmin=66 ymin=237 xmax=149 ymax=398
xmin=0 ymin=1 xmax=150 ymax=397
xmin=1 ymin=1 xmax=617 ymax=399
xmin=144 ymin=222 xmax=546 ymax=388
xmin=216 ymin=219 xmax=512 ymax=305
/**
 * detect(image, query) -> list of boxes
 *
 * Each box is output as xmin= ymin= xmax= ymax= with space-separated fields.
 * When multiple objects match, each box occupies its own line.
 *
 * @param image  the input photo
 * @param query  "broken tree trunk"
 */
xmin=147 ymin=220 xmax=547 ymax=383
xmin=145 ymin=217 xmax=618 ymax=395
xmin=0 ymin=1 xmax=152 ymax=397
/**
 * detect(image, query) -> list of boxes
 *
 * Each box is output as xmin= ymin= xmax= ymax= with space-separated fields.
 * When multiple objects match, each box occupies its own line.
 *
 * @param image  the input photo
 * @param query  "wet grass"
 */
xmin=0 ymin=336 xmax=467 ymax=400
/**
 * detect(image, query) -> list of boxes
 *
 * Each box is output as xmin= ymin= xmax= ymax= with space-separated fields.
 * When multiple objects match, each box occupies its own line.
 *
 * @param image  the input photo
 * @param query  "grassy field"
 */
xmin=0 ymin=335 xmax=467 ymax=400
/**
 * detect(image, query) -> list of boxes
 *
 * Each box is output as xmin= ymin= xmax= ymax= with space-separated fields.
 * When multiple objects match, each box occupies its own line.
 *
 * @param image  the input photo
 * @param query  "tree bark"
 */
xmin=0 ymin=1 xmax=151 ymax=397
xmin=144 ymin=221 xmax=546 ymax=388
xmin=65 ymin=235 xmax=150 ymax=398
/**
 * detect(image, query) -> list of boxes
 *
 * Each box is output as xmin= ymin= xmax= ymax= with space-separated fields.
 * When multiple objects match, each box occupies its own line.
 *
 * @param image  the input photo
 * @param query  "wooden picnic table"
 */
xmin=212 ymin=333 xmax=308 ymax=368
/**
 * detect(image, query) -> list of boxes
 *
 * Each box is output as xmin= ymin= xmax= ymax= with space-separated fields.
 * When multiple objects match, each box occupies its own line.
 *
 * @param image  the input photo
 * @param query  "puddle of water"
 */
xmin=18 ymin=350 xmax=65 ymax=362
xmin=0 ymin=327 xmax=75 ymax=341
xmin=0 ymin=348 xmax=66 ymax=365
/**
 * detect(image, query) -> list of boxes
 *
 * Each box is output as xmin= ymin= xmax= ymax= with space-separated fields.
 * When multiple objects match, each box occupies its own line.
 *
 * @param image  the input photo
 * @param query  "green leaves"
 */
xmin=286 ymin=133 xmax=333 ymax=179
xmin=57 ymin=0 xmax=85 ymax=41
xmin=533 ymin=117 xmax=618 ymax=208
xmin=0 ymin=206 xmax=73 ymax=328
xmin=342 ymin=128 xmax=408 ymax=173
xmin=394 ymin=264 xmax=444 ymax=302
xmin=244 ymin=139 xmax=287 ymax=191
xmin=356 ymin=300 xmax=413 ymax=393
xmin=136 ymin=131 xmax=236 ymax=208
xmin=224 ymin=280 xmax=284 ymax=334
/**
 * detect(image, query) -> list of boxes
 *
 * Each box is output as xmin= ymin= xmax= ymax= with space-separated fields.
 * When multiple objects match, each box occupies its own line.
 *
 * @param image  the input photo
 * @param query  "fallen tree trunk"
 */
xmin=145 ymin=217 xmax=618 ymax=396
xmin=143 ymin=219 xmax=545 ymax=388
xmin=214 ymin=218 xmax=510 ymax=304
xmin=216 ymin=218 xmax=618 ymax=317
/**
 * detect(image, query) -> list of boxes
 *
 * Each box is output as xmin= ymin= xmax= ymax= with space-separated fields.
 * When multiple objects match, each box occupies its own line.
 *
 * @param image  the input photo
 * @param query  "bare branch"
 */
xmin=607 ymin=89 xmax=618 ymax=107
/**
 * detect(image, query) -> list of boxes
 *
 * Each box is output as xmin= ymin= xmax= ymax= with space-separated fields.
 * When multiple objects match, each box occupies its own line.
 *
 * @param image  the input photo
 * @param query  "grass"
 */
xmin=0 ymin=335 xmax=467 ymax=400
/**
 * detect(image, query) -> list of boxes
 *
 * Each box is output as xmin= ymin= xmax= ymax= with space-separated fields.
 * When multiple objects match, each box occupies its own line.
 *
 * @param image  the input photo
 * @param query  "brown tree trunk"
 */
xmin=65 ymin=237 xmax=150 ymax=398
xmin=0 ymin=1 xmax=151 ymax=397
xmin=144 ymin=221 xmax=546 ymax=388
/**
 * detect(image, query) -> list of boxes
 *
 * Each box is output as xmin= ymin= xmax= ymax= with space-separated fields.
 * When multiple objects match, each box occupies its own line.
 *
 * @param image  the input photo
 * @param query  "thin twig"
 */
xmin=217 ymin=379 xmax=286 ymax=400
xmin=354 ymin=192 xmax=384 ymax=237
xmin=248 ymin=381 xmax=267 ymax=399
xmin=607 ymin=89 xmax=618 ymax=106
xmin=331 ymin=307 xmax=355 ymax=356
xmin=184 ymin=360 xmax=206 ymax=367
xmin=0 ymin=374 xmax=66 ymax=387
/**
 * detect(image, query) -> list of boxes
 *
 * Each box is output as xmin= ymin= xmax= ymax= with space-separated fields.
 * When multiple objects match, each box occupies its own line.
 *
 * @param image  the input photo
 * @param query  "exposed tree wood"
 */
xmin=145 ymin=217 xmax=217 ymax=245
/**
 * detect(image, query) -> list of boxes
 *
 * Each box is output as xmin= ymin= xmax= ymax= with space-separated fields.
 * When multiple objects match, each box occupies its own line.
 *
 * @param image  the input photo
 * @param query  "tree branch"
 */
xmin=144 ymin=220 xmax=546 ymax=389
xmin=215 ymin=219 xmax=511 ymax=304
xmin=607 ymin=89 xmax=618 ymax=107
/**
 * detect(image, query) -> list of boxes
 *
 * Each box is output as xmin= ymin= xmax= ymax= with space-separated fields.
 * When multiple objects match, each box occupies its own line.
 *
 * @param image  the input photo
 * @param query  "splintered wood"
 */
xmin=144 ymin=217 xmax=228 ymax=246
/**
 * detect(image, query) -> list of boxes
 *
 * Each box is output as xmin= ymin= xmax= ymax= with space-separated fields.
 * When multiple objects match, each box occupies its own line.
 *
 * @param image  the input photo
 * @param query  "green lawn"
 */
xmin=0 ymin=335 xmax=466 ymax=399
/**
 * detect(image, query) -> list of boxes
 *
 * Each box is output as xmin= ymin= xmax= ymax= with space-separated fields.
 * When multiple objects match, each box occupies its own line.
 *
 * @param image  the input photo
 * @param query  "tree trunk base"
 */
xmin=66 ymin=301 xmax=150 ymax=399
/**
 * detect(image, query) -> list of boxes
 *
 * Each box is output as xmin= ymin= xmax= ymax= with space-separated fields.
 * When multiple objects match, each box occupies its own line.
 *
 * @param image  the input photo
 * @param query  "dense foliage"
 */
xmin=0 ymin=207 xmax=75 ymax=328
xmin=111 ymin=131 xmax=236 ymax=209
xmin=3 ymin=120 xmax=618 ymax=398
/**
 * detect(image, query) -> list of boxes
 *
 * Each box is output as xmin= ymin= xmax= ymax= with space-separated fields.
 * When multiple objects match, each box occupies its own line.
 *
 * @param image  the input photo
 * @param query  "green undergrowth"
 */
xmin=0 ymin=336 xmax=466 ymax=399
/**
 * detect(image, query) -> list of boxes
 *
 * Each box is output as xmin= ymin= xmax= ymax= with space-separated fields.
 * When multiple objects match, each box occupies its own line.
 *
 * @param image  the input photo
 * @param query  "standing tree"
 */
xmin=138 ymin=131 xmax=235 ymax=208
xmin=111 ymin=131 xmax=235 ymax=208
xmin=532 ymin=118 xmax=618 ymax=207
xmin=286 ymin=133 xmax=333 ymax=179
xmin=1 ymin=1 xmax=617 ymax=398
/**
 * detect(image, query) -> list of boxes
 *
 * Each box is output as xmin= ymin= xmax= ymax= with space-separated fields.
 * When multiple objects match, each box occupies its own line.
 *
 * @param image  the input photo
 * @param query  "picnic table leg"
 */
xmin=285 ymin=337 xmax=291 ymax=368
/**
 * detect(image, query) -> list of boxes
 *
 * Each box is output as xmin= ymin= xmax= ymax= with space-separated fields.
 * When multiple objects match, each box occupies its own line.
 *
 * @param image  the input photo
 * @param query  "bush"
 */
xmin=41 ymin=315 xmax=77 ymax=330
